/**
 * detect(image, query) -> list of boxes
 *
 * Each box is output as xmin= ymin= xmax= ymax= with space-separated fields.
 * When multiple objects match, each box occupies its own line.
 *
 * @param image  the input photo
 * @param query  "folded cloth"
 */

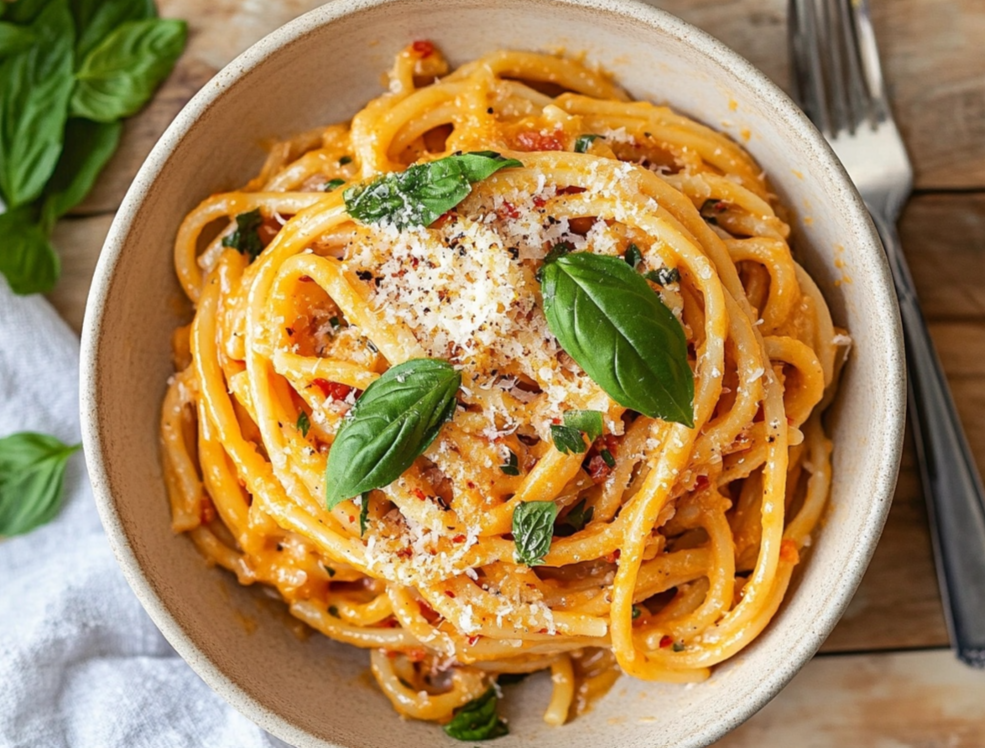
xmin=0 ymin=278 xmax=288 ymax=748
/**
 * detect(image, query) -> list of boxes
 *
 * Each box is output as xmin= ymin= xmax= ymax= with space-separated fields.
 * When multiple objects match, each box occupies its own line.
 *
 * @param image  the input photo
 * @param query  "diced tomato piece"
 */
xmin=412 ymin=40 xmax=434 ymax=58
xmin=418 ymin=600 xmax=441 ymax=624
xmin=694 ymin=474 xmax=710 ymax=491
xmin=312 ymin=379 xmax=353 ymax=401
xmin=515 ymin=130 xmax=565 ymax=152
xmin=660 ymin=635 xmax=673 ymax=648
xmin=587 ymin=454 xmax=612 ymax=482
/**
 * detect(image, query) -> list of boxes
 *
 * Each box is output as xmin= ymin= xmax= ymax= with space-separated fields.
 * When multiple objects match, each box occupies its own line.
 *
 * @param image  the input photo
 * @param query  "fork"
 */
xmin=789 ymin=0 xmax=985 ymax=667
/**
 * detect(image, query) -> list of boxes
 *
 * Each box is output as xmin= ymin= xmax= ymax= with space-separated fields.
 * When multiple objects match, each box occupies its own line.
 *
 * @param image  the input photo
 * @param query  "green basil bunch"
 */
xmin=0 ymin=0 xmax=186 ymax=295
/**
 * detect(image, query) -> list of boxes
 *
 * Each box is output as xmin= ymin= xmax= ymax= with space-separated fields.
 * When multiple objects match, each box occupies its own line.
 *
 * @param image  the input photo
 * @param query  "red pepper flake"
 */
xmin=467 ymin=635 xmax=480 ymax=646
xmin=515 ymin=129 xmax=565 ymax=152
xmin=312 ymin=378 xmax=353 ymax=401
xmin=396 ymin=547 xmax=413 ymax=559
xmin=659 ymin=635 xmax=673 ymax=648
xmin=406 ymin=648 xmax=427 ymax=662
xmin=452 ymin=534 xmax=467 ymax=543
xmin=412 ymin=488 xmax=427 ymax=501
xmin=411 ymin=40 xmax=434 ymax=58
xmin=418 ymin=600 xmax=441 ymax=624
xmin=780 ymin=539 xmax=800 ymax=565
xmin=200 ymin=497 xmax=216 ymax=524
xmin=532 ymin=194 xmax=547 ymax=208
xmin=497 ymin=201 xmax=520 ymax=220
xmin=298 ymin=275 xmax=313 ymax=282
xmin=695 ymin=474 xmax=710 ymax=491
xmin=557 ymin=185 xmax=587 ymax=195
xmin=537 ymin=628 xmax=548 ymax=634
xmin=378 ymin=617 xmax=399 ymax=628
xmin=606 ymin=549 xmax=621 ymax=564
xmin=444 ymin=590 xmax=456 ymax=599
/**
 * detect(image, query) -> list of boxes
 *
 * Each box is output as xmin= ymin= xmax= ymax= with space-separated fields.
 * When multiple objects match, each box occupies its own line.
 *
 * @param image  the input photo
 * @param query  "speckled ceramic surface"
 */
xmin=79 ymin=1 xmax=905 ymax=746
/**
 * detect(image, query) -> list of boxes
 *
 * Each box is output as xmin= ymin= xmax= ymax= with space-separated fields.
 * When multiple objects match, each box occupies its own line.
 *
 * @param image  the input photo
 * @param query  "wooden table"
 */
xmin=51 ymin=0 xmax=985 ymax=743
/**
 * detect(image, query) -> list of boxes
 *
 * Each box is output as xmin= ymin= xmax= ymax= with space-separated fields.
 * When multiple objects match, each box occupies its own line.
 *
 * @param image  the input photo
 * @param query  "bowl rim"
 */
xmin=79 ymin=0 xmax=905 ymax=746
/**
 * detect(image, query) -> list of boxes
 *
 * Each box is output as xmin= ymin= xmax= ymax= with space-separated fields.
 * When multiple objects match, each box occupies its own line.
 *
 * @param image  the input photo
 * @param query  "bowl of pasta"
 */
xmin=80 ymin=0 xmax=905 ymax=746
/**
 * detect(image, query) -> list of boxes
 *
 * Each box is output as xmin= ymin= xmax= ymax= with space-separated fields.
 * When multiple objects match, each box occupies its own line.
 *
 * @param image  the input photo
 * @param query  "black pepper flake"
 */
xmin=507 ymin=247 xmax=519 ymax=260
xmin=285 ymin=327 xmax=294 ymax=336
xmin=356 ymin=270 xmax=373 ymax=281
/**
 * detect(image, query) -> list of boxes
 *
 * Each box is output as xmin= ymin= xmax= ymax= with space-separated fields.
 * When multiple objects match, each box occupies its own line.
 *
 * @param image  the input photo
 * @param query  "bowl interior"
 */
xmin=81 ymin=1 xmax=904 ymax=746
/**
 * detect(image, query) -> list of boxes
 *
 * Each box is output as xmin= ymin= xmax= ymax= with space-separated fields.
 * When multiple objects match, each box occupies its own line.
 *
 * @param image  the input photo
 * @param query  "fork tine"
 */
xmin=788 ymin=0 xmax=831 ymax=134
xmin=848 ymin=0 xmax=892 ymax=123
xmin=833 ymin=0 xmax=871 ymax=130
xmin=819 ymin=0 xmax=852 ymax=134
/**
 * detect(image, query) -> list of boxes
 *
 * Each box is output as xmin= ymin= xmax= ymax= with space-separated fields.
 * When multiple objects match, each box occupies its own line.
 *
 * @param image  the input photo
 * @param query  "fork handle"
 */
xmin=870 ymin=209 xmax=985 ymax=668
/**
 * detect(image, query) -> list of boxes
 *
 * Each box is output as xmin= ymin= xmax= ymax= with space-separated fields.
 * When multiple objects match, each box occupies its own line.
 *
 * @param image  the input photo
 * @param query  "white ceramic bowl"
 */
xmin=80 ymin=1 xmax=905 ymax=746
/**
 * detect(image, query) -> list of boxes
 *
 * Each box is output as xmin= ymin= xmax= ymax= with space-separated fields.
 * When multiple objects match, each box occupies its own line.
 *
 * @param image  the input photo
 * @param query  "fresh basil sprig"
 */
xmin=443 ymin=688 xmax=509 ymax=741
xmin=512 ymin=500 xmax=558 ymax=566
xmin=344 ymin=151 xmax=522 ymax=230
xmin=325 ymin=359 xmax=460 ymax=507
xmin=70 ymin=18 xmax=186 ymax=122
xmin=551 ymin=409 xmax=603 ymax=454
xmin=554 ymin=498 xmax=594 ymax=537
xmin=0 ymin=431 xmax=80 ymax=537
xmin=0 ymin=0 xmax=186 ymax=295
xmin=540 ymin=252 xmax=694 ymax=426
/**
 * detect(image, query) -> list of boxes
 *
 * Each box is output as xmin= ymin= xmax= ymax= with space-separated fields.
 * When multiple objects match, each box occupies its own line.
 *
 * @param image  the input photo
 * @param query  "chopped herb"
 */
xmin=554 ymin=498 xmax=594 ymax=537
xmin=328 ymin=605 xmax=340 ymax=618
xmin=500 ymin=449 xmax=520 ymax=476
xmin=324 ymin=565 xmax=336 ymax=578
xmin=324 ymin=178 xmax=345 ymax=191
xmin=632 ymin=605 xmax=642 ymax=620
xmin=645 ymin=267 xmax=681 ymax=286
xmin=296 ymin=411 xmax=311 ymax=437
xmin=624 ymin=242 xmax=643 ymax=269
xmin=221 ymin=208 xmax=264 ymax=261
xmin=338 ymin=155 xmax=352 ymax=165
xmin=512 ymin=501 xmax=558 ymax=566
xmin=600 ymin=448 xmax=616 ymax=468
xmin=443 ymin=688 xmax=509 ymax=741
xmin=563 ymin=410 xmax=603 ymax=442
xmin=358 ymin=493 xmax=370 ymax=536
xmin=550 ymin=424 xmax=585 ymax=455
xmin=672 ymin=641 xmax=685 ymax=652
xmin=329 ymin=316 xmax=341 ymax=329
xmin=700 ymin=199 xmax=728 ymax=225
xmin=573 ymin=133 xmax=602 ymax=153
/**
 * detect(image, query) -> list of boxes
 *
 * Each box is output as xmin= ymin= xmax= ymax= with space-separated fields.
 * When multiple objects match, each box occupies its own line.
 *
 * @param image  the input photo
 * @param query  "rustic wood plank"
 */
xmin=71 ymin=0 xmax=985 ymax=216
xmin=902 ymin=194 xmax=985 ymax=321
xmin=46 ymin=215 xmax=114 ymax=334
xmin=713 ymin=649 xmax=985 ymax=747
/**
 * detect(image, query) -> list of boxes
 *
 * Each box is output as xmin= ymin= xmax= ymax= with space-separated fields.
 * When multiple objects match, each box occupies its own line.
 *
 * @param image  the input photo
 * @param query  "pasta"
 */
xmin=161 ymin=43 xmax=849 ymax=735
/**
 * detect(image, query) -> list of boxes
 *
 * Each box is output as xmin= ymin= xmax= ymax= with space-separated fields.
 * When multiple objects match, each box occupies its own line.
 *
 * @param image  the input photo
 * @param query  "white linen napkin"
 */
xmin=0 ymin=278 xmax=288 ymax=748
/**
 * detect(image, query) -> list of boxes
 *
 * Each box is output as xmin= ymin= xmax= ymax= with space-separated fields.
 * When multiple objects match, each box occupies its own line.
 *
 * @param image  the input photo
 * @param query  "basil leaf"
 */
xmin=500 ymin=449 xmax=519 ymax=476
xmin=344 ymin=151 xmax=521 ymax=230
xmin=3 ymin=0 xmax=48 ymax=24
xmin=535 ymin=240 xmax=573 ymax=282
xmin=563 ymin=409 xmax=603 ymax=442
xmin=0 ymin=206 xmax=60 ymax=295
xmin=70 ymin=18 xmax=187 ymax=123
xmin=573 ymin=133 xmax=601 ymax=153
xmin=71 ymin=0 xmax=157 ymax=61
xmin=0 ymin=431 xmax=80 ymax=537
xmin=221 ymin=208 xmax=264 ymax=261
xmin=443 ymin=688 xmax=509 ymax=741
xmin=0 ymin=0 xmax=74 ymax=207
xmin=645 ymin=267 xmax=681 ymax=286
xmin=550 ymin=424 xmax=586 ymax=455
xmin=0 ymin=22 xmax=36 ymax=57
xmin=554 ymin=498 xmax=594 ymax=537
xmin=541 ymin=252 xmax=694 ymax=426
xmin=512 ymin=500 xmax=558 ymax=566
xmin=325 ymin=358 xmax=461 ymax=507
xmin=41 ymin=118 xmax=122 ymax=228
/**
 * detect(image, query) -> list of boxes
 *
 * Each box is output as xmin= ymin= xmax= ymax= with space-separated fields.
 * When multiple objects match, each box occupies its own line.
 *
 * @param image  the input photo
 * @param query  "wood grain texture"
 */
xmin=714 ymin=649 xmax=985 ymax=747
